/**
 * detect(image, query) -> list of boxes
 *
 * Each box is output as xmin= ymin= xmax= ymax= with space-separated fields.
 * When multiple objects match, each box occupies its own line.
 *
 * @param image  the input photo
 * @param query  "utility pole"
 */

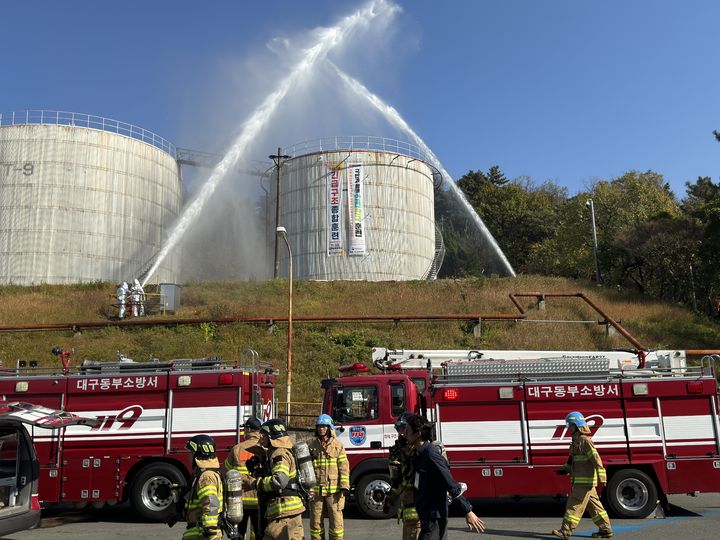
xmin=270 ymin=148 xmax=290 ymax=279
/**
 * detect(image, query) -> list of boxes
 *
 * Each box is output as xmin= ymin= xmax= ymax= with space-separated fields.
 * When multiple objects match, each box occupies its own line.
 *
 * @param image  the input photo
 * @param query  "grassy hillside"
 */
xmin=1 ymin=276 xmax=718 ymax=408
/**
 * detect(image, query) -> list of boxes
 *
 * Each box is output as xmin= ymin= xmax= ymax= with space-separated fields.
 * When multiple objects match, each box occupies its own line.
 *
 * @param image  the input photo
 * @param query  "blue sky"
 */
xmin=2 ymin=0 xmax=718 ymax=198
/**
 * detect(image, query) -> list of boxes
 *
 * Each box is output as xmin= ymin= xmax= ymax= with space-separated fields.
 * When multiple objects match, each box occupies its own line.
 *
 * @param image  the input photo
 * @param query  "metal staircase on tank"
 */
xmin=423 ymin=223 xmax=446 ymax=280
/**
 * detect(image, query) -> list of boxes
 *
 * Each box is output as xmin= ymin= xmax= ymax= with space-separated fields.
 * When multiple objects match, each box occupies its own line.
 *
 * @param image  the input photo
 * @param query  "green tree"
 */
xmin=682 ymin=176 xmax=720 ymax=313
xmin=529 ymin=171 xmax=682 ymax=284
xmin=441 ymin=168 xmax=565 ymax=276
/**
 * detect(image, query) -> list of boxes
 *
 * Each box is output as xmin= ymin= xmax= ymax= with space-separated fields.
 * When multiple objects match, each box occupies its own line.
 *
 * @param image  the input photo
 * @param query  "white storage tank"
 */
xmin=0 ymin=110 xmax=182 ymax=285
xmin=276 ymin=137 xmax=442 ymax=281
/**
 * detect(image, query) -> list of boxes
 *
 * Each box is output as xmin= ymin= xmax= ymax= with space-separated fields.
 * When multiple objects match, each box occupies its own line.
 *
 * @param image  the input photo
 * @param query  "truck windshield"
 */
xmin=331 ymin=385 xmax=378 ymax=422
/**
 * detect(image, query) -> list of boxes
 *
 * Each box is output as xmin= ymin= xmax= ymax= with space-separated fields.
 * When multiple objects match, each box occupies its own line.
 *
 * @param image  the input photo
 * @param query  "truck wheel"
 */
xmin=606 ymin=469 xmax=658 ymax=518
xmin=355 ymin=472 xmax=392 ymax=519
xmin=130 ymin=462 xmax=186 ymax=521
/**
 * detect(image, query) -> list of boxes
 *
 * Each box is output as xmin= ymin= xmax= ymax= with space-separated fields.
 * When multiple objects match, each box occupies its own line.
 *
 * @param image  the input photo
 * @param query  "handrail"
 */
xmin=282 ymin=135 xmax=432 ymax=163
xmin=0 ymin=109 xmax=176 ymax=158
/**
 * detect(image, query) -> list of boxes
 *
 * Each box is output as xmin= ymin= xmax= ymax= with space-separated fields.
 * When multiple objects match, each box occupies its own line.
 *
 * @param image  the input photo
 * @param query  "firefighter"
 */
xmin=308 ymin=413 xmax=349 ymax=540
xmin=131 ymin=278 xmax=145 ymax=317
xmin=244 ymin=419 xmax=305 ymax=540
xmin=183 ymin=434 xmax=224 ymax=540
xmin=116 ymin=281 xmax=129 ymax=319
xmin=406 ymin=415 xmax=485 ymax=539
xmin=383 ymin=412 xmax=420 ymax=540
xmin=225 ymin=417 xmax=264 ymax=539
xmin=552 ymin=411 xmax=613 ymax=539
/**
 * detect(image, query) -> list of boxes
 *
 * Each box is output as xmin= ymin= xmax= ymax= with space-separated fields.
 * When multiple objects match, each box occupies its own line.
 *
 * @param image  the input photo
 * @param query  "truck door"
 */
xmin=0 ymin=376 xmax=68 ymax=502
xmin=330 ymin=382 xmax=385 ymax=453
xmin=167 ymin=370 xmax=244 ymax=453
xmin=434 ymin=384 xmax=527 ymax=498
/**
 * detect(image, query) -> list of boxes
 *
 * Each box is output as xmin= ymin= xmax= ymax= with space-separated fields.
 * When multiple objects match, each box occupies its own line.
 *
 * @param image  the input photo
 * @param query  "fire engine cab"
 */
xmin=0 ymin=350 xmax=276 ymax=520
xmin=321 ymin=347 xmax=720 ymax=519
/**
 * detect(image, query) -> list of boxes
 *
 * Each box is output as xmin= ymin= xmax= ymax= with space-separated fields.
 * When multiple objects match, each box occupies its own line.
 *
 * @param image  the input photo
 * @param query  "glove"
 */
xmin=556 ymin=468 xmax=569 ymax=476
xmin=166 ymin=514 xmax=178 ymax=528
xmin=339 ymin=488 xmax=350 ymax=497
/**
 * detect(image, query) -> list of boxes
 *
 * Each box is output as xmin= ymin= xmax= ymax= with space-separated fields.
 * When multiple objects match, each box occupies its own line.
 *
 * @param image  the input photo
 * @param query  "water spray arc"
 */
xmin=142 ymin=0 xmax=400 ymax=286
xmin=330 ymin=64 xmax=516 ymax=277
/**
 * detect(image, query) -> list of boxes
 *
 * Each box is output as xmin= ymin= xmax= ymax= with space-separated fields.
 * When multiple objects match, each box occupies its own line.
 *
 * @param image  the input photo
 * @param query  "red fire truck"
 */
xmin=0 ymin=350 xmax=276 ymax=520
xmin=321 ymin=347 xmax=720 ymax=519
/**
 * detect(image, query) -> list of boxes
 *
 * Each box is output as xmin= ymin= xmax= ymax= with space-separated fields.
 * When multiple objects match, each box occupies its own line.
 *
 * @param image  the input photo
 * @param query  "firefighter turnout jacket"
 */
xmin=309 ymin=430 xmax=349 ymax=539
xmin=183 ymin=457 xmax=223 ymax=540
xmin=225 ymin=431 xmax=262 ymax=510
xmin=309 ymin=430 xmax=350 ymax=496
xmin=561 ymin=426 xmax=607 ymax=486
xmin=257 ymin=435 xmax=306 ymax=521
xmin=387 ymin=439 xmax=418 ymax=522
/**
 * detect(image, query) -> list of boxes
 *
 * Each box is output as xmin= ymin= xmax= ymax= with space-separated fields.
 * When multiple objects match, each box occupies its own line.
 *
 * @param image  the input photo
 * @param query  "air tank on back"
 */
xmin=275 ymin=137 xmax=443 ymax=281
xmin=0 ymin=110 xmax=182 ymax=285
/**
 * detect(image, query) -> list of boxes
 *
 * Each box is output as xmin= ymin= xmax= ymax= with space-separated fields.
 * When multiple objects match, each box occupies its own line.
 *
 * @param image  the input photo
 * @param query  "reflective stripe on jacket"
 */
xmin=387 ymin=442 xmax=416 ymax=520
xmin=309 ymin=432 xmax=350 ymax=496
xmin=257 ymin=440 xmax=305 ymax=520
xmin=225 ymin=432 xmax=261 ymax=508
xmin=183 ymin=468 xmax=223 ymax=539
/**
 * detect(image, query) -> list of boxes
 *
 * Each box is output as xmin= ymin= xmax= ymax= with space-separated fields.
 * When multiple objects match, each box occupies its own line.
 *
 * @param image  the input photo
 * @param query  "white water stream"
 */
xmin=143 ymin=0 xmax=399 ymax=286
xmin=331 ymin=64 xmax=516 ymax=276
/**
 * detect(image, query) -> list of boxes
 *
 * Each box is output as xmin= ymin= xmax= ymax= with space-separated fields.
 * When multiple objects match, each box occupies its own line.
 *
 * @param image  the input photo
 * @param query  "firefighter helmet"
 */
xmin=260 ymin=419 xmax=288 ymax=439
xmin=315 ymin=414 xmax=335 ymax=429
xmin=243 ymin=417 xmax=262 ymax=431
xmin=565 ymin=411 xmax=587 ymax=428
xmin=394 ymin=411 xmax=414 ymax=430
xmin=186 ymin=434 xmax=216 ymax=458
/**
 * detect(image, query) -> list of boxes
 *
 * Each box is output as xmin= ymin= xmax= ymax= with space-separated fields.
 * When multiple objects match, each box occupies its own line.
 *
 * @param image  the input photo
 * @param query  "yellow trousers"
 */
xmin=402 ymin=517 xmax=421 ymax=540
xmin=309 ymin=492 xmax=345 ymax=539
xmin=262 ymin=514 xmax=304 ymax=540
xmin=560 ymin=485 xmax=612 ymax=532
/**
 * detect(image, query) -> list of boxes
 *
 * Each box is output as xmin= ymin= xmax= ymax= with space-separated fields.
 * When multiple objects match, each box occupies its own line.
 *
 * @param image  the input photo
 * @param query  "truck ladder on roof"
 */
xmin=444 ymin=357 xmax=611 ymax=379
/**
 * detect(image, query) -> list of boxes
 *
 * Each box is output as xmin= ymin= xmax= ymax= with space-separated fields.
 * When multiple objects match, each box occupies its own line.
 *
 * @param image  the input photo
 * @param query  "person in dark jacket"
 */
xmin=406 ymin=415 xmax=485 ymax=539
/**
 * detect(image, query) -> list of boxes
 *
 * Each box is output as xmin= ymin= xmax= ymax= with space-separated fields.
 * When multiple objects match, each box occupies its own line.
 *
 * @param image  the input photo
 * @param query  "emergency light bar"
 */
xmin=338 ymin=363 xmax=370 ymax=375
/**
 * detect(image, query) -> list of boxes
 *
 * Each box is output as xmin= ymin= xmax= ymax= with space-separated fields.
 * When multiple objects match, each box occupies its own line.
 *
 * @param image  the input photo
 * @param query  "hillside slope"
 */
xmin=0 ymin=276 xmax=718 ymax=405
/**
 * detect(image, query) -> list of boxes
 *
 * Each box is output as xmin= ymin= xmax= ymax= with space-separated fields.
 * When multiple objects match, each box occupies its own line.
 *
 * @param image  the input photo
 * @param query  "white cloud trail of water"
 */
xmin=143 ymin=0 xmax=401 ymax=286
xmin=330 ymin=63 xmax=516 ymax=277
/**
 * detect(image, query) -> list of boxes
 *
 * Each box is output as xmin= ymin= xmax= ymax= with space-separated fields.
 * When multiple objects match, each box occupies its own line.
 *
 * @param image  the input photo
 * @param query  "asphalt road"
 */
xmin=5 ymin=493 xmax=720 ymax=539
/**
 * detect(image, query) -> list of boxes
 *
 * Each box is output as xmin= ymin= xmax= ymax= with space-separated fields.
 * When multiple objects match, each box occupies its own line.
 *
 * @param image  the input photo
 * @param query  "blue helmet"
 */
xmin=315 ymin=414 xmax=335 ymax=430
xmin=565 ymin=411 xmax=587 ymax=428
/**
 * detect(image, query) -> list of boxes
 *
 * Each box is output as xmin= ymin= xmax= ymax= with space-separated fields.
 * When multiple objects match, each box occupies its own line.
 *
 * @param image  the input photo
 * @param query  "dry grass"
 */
xmin=0 ymin=276 xmax=718 ymax=405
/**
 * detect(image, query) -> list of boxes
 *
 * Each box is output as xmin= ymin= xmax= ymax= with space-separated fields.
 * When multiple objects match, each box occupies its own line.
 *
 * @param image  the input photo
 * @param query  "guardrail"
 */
xmin=282 ymin=135 xmax=433 ymax=163
xmin=0 ymin=109 xmax=176 ymax=158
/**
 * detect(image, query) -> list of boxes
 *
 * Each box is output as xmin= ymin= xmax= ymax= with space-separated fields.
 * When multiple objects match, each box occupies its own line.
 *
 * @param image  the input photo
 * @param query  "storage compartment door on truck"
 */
xmin=651 ymin=379 xmax=720 ymax=493
xmin=166 ymin=369 xmax=246 ymax=454
xmin=0 ymin=403 xmax=91 ymax=536
xmin=434 ymin=383 xmax=528 ymax=498
xmin=524 ymin=381 xmax=628 ymax=497
xmin=0 ymin=375 xmax=68 ymax=503
xmin=62 ymin=371 xmax=170 ymax=503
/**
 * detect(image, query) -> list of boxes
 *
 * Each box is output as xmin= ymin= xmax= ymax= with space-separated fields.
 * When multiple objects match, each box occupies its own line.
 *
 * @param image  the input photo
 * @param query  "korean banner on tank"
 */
xmin=326 ymin=167 xmax=344 ymax=256
xmin=347 ymin=164 xmax=366 ymax=256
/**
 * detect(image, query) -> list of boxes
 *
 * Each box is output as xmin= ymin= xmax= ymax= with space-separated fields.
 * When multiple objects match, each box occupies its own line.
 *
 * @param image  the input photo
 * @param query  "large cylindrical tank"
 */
xmin=276 ymin=138 xmax=439 ymax=281
xmin=0 ymin=111 xmax=182 ymax=285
